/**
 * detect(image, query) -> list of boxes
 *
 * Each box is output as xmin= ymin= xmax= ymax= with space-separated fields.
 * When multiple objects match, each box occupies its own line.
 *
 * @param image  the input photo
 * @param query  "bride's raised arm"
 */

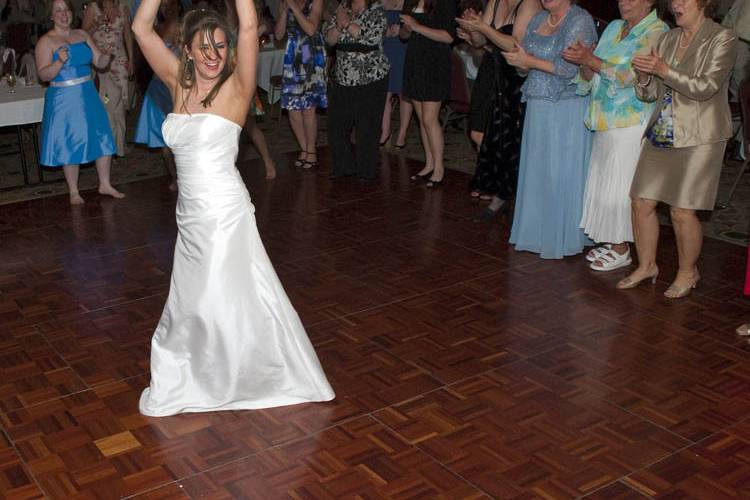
xmin=132 ymin=0 xmax=180 ymax=92
xmin=233 ymin=0 xmax=259 ymax=101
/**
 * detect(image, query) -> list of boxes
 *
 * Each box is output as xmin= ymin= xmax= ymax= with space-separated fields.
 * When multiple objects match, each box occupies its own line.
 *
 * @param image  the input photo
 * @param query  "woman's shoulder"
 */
xmin=568 ymin=4 xmax=593 ymax=22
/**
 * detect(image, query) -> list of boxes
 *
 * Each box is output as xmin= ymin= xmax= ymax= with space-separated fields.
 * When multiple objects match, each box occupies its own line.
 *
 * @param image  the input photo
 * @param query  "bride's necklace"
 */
xmin=547 ymin=8 xmax=569 ymax=28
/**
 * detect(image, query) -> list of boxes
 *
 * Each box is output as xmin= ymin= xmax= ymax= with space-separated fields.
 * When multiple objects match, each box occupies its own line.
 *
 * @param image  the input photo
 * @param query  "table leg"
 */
xmin=16 ymin=125 xmax=29 ymax=185
xmin=31 ymin=124 xmax=42 ymax=183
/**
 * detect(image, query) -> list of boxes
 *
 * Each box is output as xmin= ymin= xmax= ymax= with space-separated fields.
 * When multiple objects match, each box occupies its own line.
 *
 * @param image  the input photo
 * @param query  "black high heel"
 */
xmin=294 ymin=150 xmax=307 ymax=168
xmin=379 ymin=133 xmax=391 ymax=147
xmin=394 ymin=142 xmax=406 ymax=150
xmin=426 ymin=178 xmax=443 ymax=188
xmin=410 ymin=169 xmax=434 ymax=181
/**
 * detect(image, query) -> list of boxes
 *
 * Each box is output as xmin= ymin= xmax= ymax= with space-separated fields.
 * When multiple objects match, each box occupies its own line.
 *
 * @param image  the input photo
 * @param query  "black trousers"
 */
xmin=328 ymin=75 xmax=389 ymax=179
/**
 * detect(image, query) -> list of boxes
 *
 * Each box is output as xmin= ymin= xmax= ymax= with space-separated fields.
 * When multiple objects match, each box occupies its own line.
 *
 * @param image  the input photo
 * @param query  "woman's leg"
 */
xmin=95 ymin=155 xmax=126 ymax=199
xmin=302 ymin=107 xmax=318 ymax=167
xmin=161 ymin=147 xmax=177 ymax=191
xmin=62 ymin=165 xmax=84 ymax=205
xmin=354 ymin=77 xmax=388 ymax=179
xmin=668 ymin=206 xmax=702 ymax=292
xmin=618 ymin=197 xmax=659 ymax=287
xmin=328 ymin=81 xmax=355 ymax=176
xmin=421 ymin=101 xmax=444 ymax=182
xmin=395 ymin=97 xmax=413 ymax=147
xmin=288 ymin=109 xmax=307 ymax=165
xmin=412 ymin=100 xmax=434 ymax=177
xmin=380 ymin=92 xmax=394 ymax=145
xmin=246 ymin=120 xmax=276 ymax=179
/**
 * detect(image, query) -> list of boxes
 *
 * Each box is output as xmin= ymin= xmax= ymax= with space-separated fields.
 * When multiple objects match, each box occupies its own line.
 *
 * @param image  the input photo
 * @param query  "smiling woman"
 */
xmin=131 ymin=0 xmax=335 ymax=417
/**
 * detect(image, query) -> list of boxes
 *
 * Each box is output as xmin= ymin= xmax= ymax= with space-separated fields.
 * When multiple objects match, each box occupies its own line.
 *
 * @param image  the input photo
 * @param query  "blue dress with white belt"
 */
xmin=40 ymin=41 xmax=115 ymax=167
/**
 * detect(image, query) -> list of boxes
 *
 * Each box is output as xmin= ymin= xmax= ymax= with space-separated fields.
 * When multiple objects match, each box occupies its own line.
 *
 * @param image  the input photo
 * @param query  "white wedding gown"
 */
xmin=139 ymin=113 xmax=335 ymax=417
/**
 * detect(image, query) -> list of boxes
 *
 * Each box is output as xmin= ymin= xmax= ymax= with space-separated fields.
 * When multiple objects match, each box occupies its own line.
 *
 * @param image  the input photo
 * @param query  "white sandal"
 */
xmin=586 ymin=244 xmax=612 ymax=263
xmin=590 ymin=249 xmax=632 ymax=271
xmin=737 ymin=323 xmax=750 ymax=336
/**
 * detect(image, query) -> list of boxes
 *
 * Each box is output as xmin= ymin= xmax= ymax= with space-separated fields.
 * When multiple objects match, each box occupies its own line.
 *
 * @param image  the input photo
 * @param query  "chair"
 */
xmin=268 ymin=74 xmax=283 ymax=122
xmin=717 ymin=77 xmax=750 ymax=209
xmin=441 ymin=50 xmax=471 ymax=132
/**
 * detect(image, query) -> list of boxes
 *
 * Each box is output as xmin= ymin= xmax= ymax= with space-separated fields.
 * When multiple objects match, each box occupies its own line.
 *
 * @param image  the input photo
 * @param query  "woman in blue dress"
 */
xmin=274 ymin=0 xmax=327 ymax=169
xmin=36 ymin=0 xmax=125 ymax=205
xmin=134 ymin=0 xmax=183 ymax=191
xmin=502 ymin=0 xmax=597 ymax=259
xmin=378 ymin=0 xmax=413 ymax=149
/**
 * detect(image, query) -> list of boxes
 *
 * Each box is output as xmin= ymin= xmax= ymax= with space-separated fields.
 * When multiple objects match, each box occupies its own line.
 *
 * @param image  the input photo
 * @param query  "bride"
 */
xmin=132 ymin=0 xmax=335 ymax=416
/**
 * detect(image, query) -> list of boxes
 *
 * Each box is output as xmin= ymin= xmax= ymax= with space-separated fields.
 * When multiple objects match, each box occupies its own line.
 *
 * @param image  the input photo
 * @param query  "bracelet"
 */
xmin=637 ymin=75 xmax=652 ymax=87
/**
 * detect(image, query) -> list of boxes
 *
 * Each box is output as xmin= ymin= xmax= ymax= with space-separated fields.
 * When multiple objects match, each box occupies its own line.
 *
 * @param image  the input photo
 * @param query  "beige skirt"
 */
xmin=630 ymin=140 xmax=727 ymax=210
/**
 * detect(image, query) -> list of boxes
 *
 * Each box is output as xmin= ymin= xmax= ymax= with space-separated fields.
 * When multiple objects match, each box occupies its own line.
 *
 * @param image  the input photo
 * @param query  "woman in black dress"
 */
xmin=400 ymin=0 xmax=455 ymax=187
xmin=457 ymin=0 xmax=540 ymax=211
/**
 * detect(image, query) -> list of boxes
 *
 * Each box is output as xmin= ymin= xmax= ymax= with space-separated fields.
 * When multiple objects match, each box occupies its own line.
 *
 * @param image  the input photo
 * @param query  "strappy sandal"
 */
xmin=586 ymin=244 xmax=612 ymax=263
xmin=590 ymin=249 xmax=632 ymax=272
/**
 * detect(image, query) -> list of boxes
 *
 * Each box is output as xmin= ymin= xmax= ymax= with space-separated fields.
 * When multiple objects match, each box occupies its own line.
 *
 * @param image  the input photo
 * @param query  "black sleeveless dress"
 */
xmin=468 ymin=22 xmax=526 ymax=199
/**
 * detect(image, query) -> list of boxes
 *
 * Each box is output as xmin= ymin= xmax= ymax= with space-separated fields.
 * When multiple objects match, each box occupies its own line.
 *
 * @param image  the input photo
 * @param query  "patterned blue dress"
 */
xmin=40 ymin=42 xmax=115 ymax=166
xmin=281 ymin=0 xmax=327 ymax=110
xmin=508 ymin=6 xmax=598 ymax=259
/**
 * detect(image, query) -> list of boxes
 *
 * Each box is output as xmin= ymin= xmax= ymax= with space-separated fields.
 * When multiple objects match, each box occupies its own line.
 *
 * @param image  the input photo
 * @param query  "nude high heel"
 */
xmin=663 ymin=272 xmax=700 ymax=299
xmin=616 ymin=267 xmax=659 ymax=290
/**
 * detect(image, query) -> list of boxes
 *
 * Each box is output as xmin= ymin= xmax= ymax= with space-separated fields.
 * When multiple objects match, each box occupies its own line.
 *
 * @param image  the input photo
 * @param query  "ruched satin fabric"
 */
xmin=139 ymin=113 xmax=335 ymax=416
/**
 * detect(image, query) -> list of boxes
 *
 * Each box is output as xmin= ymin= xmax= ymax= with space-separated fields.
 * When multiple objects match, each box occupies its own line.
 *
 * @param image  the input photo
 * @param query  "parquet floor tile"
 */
xmin=624 ymin=418 xmax=750 ymax=498
xmin=0 ymin=149 xmax=748 ymax=498
xmin=177 ymin=416 xmax=488 ymax=499
xmin=375 ymin=367 xmax=689 ymax=498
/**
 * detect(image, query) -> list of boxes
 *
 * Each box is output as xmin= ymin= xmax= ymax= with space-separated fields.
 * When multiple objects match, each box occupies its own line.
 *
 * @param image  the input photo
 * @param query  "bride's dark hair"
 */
xmin=178 ymin=8 xmax=235 ymax=110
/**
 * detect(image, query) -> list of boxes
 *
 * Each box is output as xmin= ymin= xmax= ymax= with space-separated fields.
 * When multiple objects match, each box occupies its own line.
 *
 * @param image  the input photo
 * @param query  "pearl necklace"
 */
xmin=546 ymin=8 xmax=569 ymax=28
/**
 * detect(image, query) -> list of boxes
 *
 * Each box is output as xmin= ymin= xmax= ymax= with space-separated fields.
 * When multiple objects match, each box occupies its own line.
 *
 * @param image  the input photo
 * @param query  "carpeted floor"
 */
xmin=1 ymin=105 xmax=747 ymax=246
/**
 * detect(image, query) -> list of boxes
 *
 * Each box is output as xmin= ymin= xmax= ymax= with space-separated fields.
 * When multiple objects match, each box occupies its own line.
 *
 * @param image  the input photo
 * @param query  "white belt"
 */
xmin=49 ymin=75 xmax=92 ymax=87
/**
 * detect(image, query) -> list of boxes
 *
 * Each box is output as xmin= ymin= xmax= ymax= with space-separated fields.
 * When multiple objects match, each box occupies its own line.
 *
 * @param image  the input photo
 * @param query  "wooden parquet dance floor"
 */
xmin=1 ymin=148 xmax=749 ymax=499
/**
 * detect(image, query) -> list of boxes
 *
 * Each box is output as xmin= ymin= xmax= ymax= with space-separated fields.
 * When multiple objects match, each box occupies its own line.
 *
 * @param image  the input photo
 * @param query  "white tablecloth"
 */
xmin=257 ymin=45 xmax=285 ymax=104
xmin=0 ymin=84 xmax=45 ymax=127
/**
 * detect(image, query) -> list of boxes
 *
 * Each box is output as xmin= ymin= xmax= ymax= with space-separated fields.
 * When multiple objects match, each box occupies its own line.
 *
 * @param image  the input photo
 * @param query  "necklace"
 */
xmin=546 ymin=8 xmax=569 ymax=28
xmin=678 ymin=31 xmax=692 ymax=49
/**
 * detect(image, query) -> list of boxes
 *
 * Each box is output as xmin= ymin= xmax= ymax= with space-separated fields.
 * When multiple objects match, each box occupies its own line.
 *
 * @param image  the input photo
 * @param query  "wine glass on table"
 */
xmin=6 ymin=72 xmax=16 ymax=93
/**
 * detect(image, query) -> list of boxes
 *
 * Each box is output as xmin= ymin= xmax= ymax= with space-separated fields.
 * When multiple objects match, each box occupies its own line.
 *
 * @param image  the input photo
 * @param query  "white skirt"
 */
xmin=579 ymin=124 xmax=646 ymax=244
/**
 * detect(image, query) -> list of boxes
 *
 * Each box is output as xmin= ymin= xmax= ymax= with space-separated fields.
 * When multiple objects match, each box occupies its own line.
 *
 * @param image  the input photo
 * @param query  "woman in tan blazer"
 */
xmin=617 ymin=0 xmax=737 ymax=298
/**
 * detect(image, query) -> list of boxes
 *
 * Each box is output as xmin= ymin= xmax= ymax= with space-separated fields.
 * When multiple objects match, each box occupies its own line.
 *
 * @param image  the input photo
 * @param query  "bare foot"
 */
xmin=265 ymin=160 xmax=276 ymax=180
xmin=98 ymin=186 xmax=126 ymax=199
xmin=168 ymin=180 xmax=178 ymax=192
xmin=69 ymin=192 xmax=85 ymax=205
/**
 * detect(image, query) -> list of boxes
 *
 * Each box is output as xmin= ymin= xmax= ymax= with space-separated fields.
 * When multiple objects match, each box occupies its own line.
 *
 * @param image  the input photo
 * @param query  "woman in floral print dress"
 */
xmin=83 ymin=0 xmax=134 ymax=158
xmin=275 ymin=0 xmax=327 ymax=169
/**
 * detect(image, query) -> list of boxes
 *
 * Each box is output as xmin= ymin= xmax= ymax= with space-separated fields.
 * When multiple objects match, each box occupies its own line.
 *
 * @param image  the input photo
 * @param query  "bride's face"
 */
xmin=187 ymin=28 xmax=228 ymax=81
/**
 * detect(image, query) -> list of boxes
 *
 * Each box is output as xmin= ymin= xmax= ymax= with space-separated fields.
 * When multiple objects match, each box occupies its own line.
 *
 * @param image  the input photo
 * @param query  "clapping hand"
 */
xmin=399 ymin=14 xmax=418 ymax=31
xmin=455 ymin=8 xmax=483 ymax=33
xmin=562 ymin=39 xmax=596 ymax=67
xmin=502 ymin=41 xmax=530 ymax=71
xmin=632 ymin=47 xmax=668 ymax=79
xmin=335 ymin=3 xmax=350 ymax=29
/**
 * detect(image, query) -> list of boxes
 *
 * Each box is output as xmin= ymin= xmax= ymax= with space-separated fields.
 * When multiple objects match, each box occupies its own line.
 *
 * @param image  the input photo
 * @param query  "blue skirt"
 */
xmin=509 ymin=97 xmax=593 ymax=259
xmin=134 ymin=77 xmax=172 ymax=149
xmin=40 ymin=80 xmax=115 ymax=167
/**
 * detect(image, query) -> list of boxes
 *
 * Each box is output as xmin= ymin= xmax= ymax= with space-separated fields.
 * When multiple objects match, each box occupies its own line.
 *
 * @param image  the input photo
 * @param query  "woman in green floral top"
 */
xmin=563 ymin=1 xmax=667 ymax=272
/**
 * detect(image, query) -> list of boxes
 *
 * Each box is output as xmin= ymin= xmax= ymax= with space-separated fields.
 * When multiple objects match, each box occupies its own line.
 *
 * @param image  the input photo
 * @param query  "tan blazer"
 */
xmin=636 ymin=20 xmax=737 ymax=148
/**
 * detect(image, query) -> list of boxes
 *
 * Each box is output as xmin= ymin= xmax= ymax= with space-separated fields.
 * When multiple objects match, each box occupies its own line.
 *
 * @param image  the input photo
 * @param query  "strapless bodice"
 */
xmin=162 ymin=113 xmax=251 ymax=214
xmin=52 ymin=41 xmax=93 ymax=81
